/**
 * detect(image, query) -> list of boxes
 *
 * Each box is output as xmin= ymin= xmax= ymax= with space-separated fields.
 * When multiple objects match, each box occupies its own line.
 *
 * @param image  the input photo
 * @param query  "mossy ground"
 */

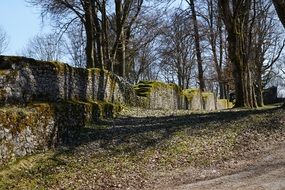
xmin=0 ymin=105 xmax=284 ymax=189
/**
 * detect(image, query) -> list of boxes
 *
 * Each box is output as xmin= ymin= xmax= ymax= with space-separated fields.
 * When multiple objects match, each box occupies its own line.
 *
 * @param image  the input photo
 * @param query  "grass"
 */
xmin=0 ymin=105 xmax=284 ymax=189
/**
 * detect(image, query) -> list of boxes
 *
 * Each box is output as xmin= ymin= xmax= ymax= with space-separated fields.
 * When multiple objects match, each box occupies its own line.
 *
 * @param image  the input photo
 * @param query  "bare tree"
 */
xmin=127 ymin=11 xmax=162 ymax=83
xmin=21 ymin=33 xmax=63 ymax=61
xmin=0 ymin=27 xmax=8 ymax=54
xmin=27 ymin=0 xmax=144 ymax=78
xmin=159 ymin=11 xmax=195 ymax=89
xmin=251 ymin=0 xmax=285 ymax=106
xmin=26 ymin=0 xmax=98 ymax=68
xmin=64 ymin=22 xmax=86 ymax=68
xmin=201 ymin=0 xmax=228 ymax=98
xmin=186 ymin=0 xmax=206 ymax=91
xmin=130 ymin=42 xmax=159 ymax=83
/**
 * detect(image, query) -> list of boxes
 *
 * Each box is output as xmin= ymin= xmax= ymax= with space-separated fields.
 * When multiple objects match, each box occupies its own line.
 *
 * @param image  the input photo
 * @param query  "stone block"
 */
xmin=202 ymin=92 xmax=215 ymax=111
xmin=134 ymin=81 xmax=184 ymax=110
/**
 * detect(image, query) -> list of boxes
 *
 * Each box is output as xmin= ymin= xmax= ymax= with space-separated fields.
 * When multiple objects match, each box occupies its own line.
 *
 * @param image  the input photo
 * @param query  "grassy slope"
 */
xmin=0 ymin=106 xmax=284 ymax=189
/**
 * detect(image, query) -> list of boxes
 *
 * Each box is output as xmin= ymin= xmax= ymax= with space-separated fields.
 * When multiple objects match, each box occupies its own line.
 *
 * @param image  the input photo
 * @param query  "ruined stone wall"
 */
xmin=0 ymin=56 xmax=131 ymax=165
xmin=134 ymin=81 xmax=232 ymax=111
xmin=0 ymin=104 xmax=54 ymax=165
xmin=0 ymin=56 xmax=138 ymax=106
xmin=216 ymin=99 xmax=233 ymax=110
xmin=0 ymin=56 xmax=233 ymax=164
xmin=134 ymin=81 xmax=185 ymax=110
xmin=0 ymin=101 xmax=121 ymax=165
xmin=183 ymin=89 xmax=232 ymax=111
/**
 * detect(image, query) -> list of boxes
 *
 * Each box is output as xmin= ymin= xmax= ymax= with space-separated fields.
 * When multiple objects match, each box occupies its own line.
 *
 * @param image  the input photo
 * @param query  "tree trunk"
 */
xmin=219 ymin=82 xmax=225 ymax=99
xmin=273 ymin=0 xmax=285 ymax=28
xmin=93 ymin=2 xmax=104 ymax=69
xmin=219 ymin=0 xmax=257 ymax=108
xmin=227 ymin=34 xmax=245 ymax=107
xmin=188 ymin=0 xmax=205 ymax=91
xmin=114 ymin=0 xmax=132 ymax=78
xmin=102 ymin=0 xmax=112 ymax=71
xmin=84 ymin=0 xmax=96 ymax=68
xmin=256 ymin=68 xmax=264 ymax=107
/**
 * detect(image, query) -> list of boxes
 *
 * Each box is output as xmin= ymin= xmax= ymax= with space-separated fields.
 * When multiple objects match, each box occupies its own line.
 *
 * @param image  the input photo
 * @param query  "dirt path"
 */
xmin=171 ymin=143 xmax=285 ymax=190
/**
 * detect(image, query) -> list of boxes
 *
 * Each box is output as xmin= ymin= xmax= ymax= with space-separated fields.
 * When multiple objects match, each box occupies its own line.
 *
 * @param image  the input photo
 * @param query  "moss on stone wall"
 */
xmin=0 ymin=100 xmax=123 ymax=165
xmin=134 ymin=80 xmax=184 ymax=109
xmin=183 ymin=88 xmax=200 ymax=102
xmin=0 ymin=103 xmax=54 ymax=165
xmin=216 ymin=99 xmax=234 ymax=110
xmin=0 ymin=104 xmax=55 ymax=137
xmin=134 ymin=80 xmax=180 ymax=97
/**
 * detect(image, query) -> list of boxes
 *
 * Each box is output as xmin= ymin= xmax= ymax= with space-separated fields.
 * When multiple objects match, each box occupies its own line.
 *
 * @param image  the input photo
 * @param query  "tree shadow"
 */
xmin=64 ymin=106 xmax=282 ymax=156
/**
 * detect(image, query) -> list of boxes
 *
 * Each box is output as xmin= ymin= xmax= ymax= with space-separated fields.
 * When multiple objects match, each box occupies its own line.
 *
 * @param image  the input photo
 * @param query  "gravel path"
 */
xmin=171 ymin=143 xmax=285 ymax=190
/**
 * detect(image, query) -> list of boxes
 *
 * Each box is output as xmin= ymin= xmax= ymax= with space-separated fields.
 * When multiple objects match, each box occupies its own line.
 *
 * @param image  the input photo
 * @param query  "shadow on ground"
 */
xmin=63 ymin=106 xmax=283 ymax=156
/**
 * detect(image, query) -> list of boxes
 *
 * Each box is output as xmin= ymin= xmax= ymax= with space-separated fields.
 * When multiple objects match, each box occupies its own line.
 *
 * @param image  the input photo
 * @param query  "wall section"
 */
xmin=0 ymin=56 xmax=139 ymax=106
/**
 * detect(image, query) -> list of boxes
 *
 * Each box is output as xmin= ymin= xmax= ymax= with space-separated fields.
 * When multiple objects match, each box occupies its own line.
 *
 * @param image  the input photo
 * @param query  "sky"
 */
xmin=0 ymin=0 xmax=185 ymax=56
xmin=0 ymin=0 xmax=51 ymax=55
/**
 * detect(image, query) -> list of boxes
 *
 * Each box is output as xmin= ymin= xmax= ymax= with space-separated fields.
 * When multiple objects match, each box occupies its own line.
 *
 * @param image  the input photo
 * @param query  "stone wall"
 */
xmin=183 ymin=89 xmax=203 ymax=110
xmin=202 ymin=92 xmax=216 ymax=111
xmin=216 ymin=99 xmax=233 ymax=110
xmin=134 ymin=81 xmax=232 ymax=111
xmin=0 ymin=56 xmax=233 ymax=164
xmin=0 ymin=56 xmax=132 ymax=164
xmin=0 ymin=101 xmax=121 ymax=165
xmin=0 ymin=104 xmax=54 ymax=165
xmin=183 ymin=89 xmax=231 ymax=111
xmin=134 ymin=81 xmax=185 ymax=109
xmin=0 ymin=56 xmax=139 ymax=106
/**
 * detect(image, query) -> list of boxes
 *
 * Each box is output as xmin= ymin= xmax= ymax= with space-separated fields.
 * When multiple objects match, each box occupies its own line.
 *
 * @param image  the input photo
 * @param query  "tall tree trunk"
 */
xmin=102 ymin=0 xmax=112 ymax=71
xmin=218 ymin=14 xmax=227 ymax=99
xmin=219 ymin=0 xmax=256 ymax=108
xmin=84 ymin=0 xmax=96 ymax=68
xmin=93 ymin=2 xmax=104 ymax=69
xmin=117 ymin=32 xmax=126 ymax=77
xmin=207 ymin=0 xmax=225 ymax=98
xmin=113 ymin=0 xmax=131 ymax=77
xmin=256 ymin=72 xmax=264 ymax=107
xmin=228 ymin=35 xmax=245 ymax=107
xmin=188 ymin=0 xmax=205 ymax=91
xmin=273 ymin=0 xmax=285 ymax=28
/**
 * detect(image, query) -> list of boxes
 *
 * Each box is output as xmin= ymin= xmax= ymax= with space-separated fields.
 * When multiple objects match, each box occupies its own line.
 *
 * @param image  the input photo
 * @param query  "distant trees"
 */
xmin=0 ymin=27 xmax=8 ymax=54
xmin=218 ymin=0 xmax=285 ymax=107
xmin=159 ymin=11 xmax=195 ymax=89
xmin=21 ymin=34 xmax=63 ymax=61
xmin=200 ymin=0 xmax=228 ymax=99
xmin=251 ymin=0 xmax=285 ymax=106
xmin=127 ymin=14 xmax=161 ymax=83
xmin=64 ymin=23 xmax=86 ymax=68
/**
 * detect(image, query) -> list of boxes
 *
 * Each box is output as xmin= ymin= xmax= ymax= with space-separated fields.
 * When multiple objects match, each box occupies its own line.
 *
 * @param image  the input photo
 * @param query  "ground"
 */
xmin=161 ymin=142 xmax=285 ymax=190
xmin=0 ymin=105 xmax=285 ymax=189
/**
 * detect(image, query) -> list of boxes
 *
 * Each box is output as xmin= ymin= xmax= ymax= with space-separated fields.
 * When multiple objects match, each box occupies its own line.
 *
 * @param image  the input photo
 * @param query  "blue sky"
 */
xmin=0 ymin=1 xmax=51 ymax=55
